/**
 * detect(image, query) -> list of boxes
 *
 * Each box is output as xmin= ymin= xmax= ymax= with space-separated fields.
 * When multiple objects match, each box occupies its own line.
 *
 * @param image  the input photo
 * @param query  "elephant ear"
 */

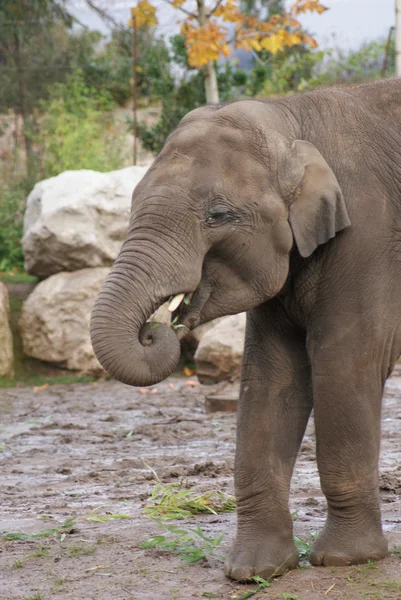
xmin=288 ymin=140 xmax=350 ymax=258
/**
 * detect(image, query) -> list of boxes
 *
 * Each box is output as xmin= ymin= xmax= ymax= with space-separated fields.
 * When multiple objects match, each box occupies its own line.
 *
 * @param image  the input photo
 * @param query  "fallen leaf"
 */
xmin=151 ymin=388 xmax=158 ymax=394
xmin=139 ymin=388 xmax=149 ymax=394
xmin=184 ymin=366 xmax=196 ymax=376
xmin=168 ymin=383 xmax=175 ymax=389
xmin=33 ymin=383 xmax=48 ymax=392
xmin=186 ymin=380 xmax=199 ymax=386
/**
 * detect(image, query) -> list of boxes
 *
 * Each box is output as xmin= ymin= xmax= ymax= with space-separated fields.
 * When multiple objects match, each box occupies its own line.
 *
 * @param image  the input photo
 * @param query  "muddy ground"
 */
xmin=1 ymin=368 xmax=401 ymax=600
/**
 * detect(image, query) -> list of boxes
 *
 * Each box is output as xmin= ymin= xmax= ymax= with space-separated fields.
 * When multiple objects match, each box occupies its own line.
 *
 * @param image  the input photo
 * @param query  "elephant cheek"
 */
xmin=273 ymin=220 xmax=293 ymax=255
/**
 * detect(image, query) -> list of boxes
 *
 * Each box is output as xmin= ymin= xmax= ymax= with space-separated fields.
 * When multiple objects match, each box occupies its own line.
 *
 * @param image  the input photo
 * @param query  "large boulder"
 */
xmin=22 ymin=166 xmax=149 ymax=277
xmin=194 ymin=313 xmax=246 ymax=384
xmin=19 ymin=268 xmax=109 ymax=375
xmin=0 ymin=283 xmax=14 ymax=378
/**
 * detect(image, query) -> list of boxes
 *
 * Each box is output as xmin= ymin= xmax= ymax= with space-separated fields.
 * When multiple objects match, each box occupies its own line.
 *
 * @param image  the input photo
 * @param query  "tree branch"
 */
xmin=160 ymin=0 xmax=199 ymax=21
xmin=84 ymin=0 xmax=122 ymax=29
xmin=209 ymin=0 xmax=224 ymax=16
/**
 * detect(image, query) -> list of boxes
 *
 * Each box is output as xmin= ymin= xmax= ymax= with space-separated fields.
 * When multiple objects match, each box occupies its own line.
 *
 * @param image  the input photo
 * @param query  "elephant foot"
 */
xmin=225 ymin=536 xmax=299 ymax=582
xmin=310 ymin=525 xmax=388 ymax=567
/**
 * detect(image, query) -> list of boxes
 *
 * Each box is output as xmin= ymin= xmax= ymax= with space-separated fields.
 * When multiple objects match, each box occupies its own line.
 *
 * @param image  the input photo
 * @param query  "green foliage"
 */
xmin=312 ymin=38 xmax=394 ymax=86
xmin=72 ymin=27 xmax=173 ymax=106
xmin=231 ymin=576 xmax=271 ymax=599
xmin=0 ymin=181 xmax=29 ymax=272
xmin=144 ymin=474 xmax=236 ymax=520
xmin=294 ymin=535 xmax=311 ymax=560
xmin=138 ymin=35 xmax=248 ymax=154
xmin=34 ymin=71 xmax=123 ymax=178
xmin=2 ymin=517 xmax=76 ymax=541
xmin=141 ymin=520 xmax=224 ymax=564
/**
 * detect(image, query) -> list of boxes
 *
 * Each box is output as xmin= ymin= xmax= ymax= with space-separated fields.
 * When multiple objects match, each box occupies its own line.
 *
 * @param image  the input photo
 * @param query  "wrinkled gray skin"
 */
xmin=91 ymin=78 xmax=401 ymax=580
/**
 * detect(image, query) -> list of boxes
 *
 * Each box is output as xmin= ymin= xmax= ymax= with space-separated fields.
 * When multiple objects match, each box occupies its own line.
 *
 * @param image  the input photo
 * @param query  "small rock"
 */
xmin=0 ymin=282 xmax=14 ymax=378
xmin=195 ymin=313 xmax=246 ymax=384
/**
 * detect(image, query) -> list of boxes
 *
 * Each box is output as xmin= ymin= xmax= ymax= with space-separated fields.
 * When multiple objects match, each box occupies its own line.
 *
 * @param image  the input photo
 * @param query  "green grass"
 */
xmin=68 ymin=544 xmax=96 ymax=558
xmin=141 ymin=520 xmax=224 ymax=564
xmin=2 ymin=517 xmax=76 ymax=541
xmin=12 ymin=559 xmax=23 ymax=569
xmin=0 ymin=272 xmax=38 ymax=284
xmin=144 ymin=469 xmax=236 ymax=520
xmin=27 ymin=546 xmax=50 ymax=559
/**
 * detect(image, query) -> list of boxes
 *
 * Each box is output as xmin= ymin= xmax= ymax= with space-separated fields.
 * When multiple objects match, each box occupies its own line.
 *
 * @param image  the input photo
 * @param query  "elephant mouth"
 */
xmin=147 ymin=284 xmax=211 ymax=342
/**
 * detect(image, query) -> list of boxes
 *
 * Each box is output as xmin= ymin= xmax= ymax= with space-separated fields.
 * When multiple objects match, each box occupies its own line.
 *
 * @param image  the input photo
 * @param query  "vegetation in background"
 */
xmin=130 ymin=0 xmax=327 ymax=103
xmin=34 ymin=71 xmax=123 ymax=178
xmin=0 ymin=0 xmax=396 ymax=277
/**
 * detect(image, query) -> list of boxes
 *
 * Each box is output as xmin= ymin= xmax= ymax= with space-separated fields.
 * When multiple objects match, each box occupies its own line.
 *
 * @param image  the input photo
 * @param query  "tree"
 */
xmin=0 ymin=1 xmax=73 ymax=180
xmin=396 ymin=0 xmax=401 ymax=76
xmin=130 ymin=0 xmax=328 ymax=103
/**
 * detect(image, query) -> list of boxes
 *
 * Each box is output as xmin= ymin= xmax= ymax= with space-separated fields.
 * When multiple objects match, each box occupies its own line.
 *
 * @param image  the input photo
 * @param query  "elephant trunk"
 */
xmin=90 ymin=256 xmax=182 ymax=387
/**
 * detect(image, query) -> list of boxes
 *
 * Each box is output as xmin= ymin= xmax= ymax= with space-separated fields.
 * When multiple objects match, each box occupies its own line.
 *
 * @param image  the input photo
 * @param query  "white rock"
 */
xmin=0 ymin=283 xmax=14 ymax=378
xmin=23 ymin=166 xmax=149 ymax=277
xmin=194 ymin=313 xmax=246 ymax=384
xmin=19 ymin=268 xmax=109 ymax=375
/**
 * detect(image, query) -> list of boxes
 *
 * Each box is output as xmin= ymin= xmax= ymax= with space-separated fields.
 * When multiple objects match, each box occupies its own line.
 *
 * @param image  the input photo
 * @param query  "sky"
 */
xmin=68 ymin=0 xmax=395 ymax=50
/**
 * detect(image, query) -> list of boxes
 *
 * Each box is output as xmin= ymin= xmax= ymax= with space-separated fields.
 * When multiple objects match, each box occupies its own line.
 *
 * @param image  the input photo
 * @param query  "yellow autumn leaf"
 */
xmin=260 ymin=32 xmax=284 ymax=54
xmin=130 ymin=0 xmax=158 ymax=29
xmin=172 ymin=0 xmax=186 ymax=6
xmin=185 ymin=22 xmax=231 ymax=68
xmin=249 ymin=38 xmax=262 ymax=52
xmin=293 ymin=0 xmax=328 ymax=16
xmin=33 ymin=383 xmax=48 ymax=392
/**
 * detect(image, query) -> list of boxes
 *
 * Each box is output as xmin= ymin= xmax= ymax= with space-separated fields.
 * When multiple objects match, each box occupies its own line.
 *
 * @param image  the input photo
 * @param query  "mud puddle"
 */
xmin=0 ymin=368 xmax=400 ymax=600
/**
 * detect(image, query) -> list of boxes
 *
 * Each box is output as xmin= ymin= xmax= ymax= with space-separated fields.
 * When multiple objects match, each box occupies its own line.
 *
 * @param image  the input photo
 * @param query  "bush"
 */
xmin=0 ymin=182 xmax=27 ymax=272
xmin=34 ymin=71 xmax=124 ymax=178
xmin=311 ymin=38 xmax=394 ymax=87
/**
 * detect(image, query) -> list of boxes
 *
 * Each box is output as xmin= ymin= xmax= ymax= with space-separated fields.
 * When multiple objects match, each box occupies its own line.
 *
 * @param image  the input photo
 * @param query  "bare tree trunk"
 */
xmin=204 ymin=61 xmax=219 ymax=104
xmin=14 ymin=28 xmax=35 ymax=181
xmin=197 ymin=0 xmax=220 ymax=104
xmin=396 ymin=0 xmax=401 ymax=76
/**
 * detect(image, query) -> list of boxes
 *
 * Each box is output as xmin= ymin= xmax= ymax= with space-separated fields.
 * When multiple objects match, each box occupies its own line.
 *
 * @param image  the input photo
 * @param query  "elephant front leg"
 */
xmin=225 ymin=301 xmax=313 ymax=582
xmin=309 ymin=334 xmax=388 ymax=567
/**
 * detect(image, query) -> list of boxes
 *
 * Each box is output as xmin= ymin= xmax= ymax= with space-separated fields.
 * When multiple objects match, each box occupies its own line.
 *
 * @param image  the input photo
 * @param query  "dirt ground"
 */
xmin=1 ymin=367 xmax=401 ymax=600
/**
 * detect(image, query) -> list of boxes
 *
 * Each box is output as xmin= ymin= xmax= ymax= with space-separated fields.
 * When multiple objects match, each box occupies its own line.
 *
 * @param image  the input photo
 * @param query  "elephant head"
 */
xmin=90 ymin=101 xmax=350 ymax=386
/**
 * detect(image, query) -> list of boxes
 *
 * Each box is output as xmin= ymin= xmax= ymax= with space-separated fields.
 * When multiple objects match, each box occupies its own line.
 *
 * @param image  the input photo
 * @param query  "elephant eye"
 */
xmin=205 ymin=205 xmax=239 ymax=227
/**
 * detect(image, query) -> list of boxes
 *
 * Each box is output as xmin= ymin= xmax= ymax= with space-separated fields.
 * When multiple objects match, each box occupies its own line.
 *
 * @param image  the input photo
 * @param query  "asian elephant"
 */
xmin=91 ymin=78 xmax=401 ymax=581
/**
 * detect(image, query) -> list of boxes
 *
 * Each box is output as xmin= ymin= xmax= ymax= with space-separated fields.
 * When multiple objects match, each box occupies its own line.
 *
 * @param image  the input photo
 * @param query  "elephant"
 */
xmin=91 ymin=77 xmax=401 ymax=581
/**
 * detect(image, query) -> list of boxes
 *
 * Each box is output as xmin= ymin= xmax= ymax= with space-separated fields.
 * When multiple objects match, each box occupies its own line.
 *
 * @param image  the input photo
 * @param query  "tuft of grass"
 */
xmin=144 ymin=468 xmax=235 ymax=520
xmin=68 ymin=544 xmax=96 ymax=558
xmin=12 ymin=559 xmax=23 ymax=569
xmin=87 ymin=505 xmax=131 ymax=523
xmin=2 ymin=517 xmax=76 ymax=541
xmin=282 ymin=594 xmax=302 ymax=600
xmin=0 ymin=272 xmax=38 ymax=284
xmin=28 ymin=545 xmax=49 ymax=559
xmin=231 ymin=576 xmax=271 ymax=599
xmin=141 ymin=519 xmax=224 ymax=564
xmin=24 ymin=594 xmax=44 ymax=600
xmin=294 ymin=535 xmax=311 ymax=560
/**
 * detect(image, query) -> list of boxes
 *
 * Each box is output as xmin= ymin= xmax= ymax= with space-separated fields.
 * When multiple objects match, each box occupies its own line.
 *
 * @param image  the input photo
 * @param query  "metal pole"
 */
xmin=396 ymin=0 xmax=401 ymax=76
xmin=382 ymin=26 xmax=395 ymax=78
xmin=132 ymin=14 xmax=138 ymax=165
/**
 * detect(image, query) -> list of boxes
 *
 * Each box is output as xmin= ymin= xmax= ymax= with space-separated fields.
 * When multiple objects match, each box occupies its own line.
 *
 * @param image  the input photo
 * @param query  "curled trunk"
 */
xmin=90 ymin=267 xmax=181 ymax=387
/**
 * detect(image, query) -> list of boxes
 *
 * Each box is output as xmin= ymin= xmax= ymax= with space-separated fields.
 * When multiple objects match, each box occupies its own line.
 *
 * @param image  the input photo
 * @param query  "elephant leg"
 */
xmin=225 ymin=300 xmax=313 ymax=582
xmin=309 ymin=326 xmax=389 ymax=567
